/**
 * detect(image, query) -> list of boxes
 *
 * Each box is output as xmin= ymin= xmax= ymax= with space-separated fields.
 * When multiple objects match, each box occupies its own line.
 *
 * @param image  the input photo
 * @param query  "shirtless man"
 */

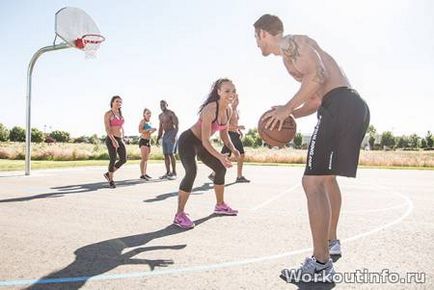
xmin=254 ymin=14 xmax=370 ymax=282
xmin=157 ymin=100 xmax=179 ymax=180
xmin=209 ymin=92 xmax=250 ymax=183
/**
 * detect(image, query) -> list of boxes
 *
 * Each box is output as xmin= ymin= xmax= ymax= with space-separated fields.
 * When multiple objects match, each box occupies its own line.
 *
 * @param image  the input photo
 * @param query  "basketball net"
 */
xmin=75 ymin=34 xmax=105 ymax=59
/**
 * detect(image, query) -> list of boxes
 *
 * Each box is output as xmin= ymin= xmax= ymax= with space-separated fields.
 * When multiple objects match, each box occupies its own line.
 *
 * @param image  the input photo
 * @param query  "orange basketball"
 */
xmin=258 ymin=110 xmax=297 ymax=148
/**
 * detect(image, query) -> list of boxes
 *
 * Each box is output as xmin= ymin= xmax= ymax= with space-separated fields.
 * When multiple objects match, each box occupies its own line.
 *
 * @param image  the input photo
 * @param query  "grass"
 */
xmin=1 ymin=142 xmax=433 ymax=171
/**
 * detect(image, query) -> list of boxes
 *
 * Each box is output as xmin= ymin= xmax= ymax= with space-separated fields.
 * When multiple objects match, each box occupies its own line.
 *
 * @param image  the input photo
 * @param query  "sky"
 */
xmin=0 ymin=0 xmax=433 ymax=138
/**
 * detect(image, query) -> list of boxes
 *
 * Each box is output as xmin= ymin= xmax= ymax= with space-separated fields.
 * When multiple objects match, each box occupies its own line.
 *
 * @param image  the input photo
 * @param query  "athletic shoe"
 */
xmin=109 ymin=181 xmax=116 ymax=189
xmin=145 ymin=174 xmax=152 ymax=180
xmin=214 ymin=203 xmax=238 ymax=215
xmin=281 ymin=256 xmax=335 ymax=283
xmin=140 ymin=175 xmax=146 ymax=180
xmin=329 ymin=239 xmax=341 ymax=255
xmin=173 ymin=212 xmax=195 ymax=229
xmin=159 ymin=173 xmax=169 ymax=179
xmin=167 ymin=173 xmax=177 ymax=180
xmin=103 ymin=172 xmax=110 ymax=182
xmin=208 ymin=173 xmax=215 ymax=182
xmin=236 ymin=176 xmax=250 ymax=183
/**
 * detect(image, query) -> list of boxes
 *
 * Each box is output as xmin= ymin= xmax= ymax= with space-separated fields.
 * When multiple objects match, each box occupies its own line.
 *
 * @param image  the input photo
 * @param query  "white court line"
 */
xmin=250 ymin=184 xmax=300 ymax=211
xmin=0 ymin=185 xmax=414 ymax=287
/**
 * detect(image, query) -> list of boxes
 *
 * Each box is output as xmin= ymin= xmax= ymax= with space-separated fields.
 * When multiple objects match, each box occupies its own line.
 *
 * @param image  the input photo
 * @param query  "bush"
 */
xmin=31 ymin=128 xmax=44 ymax=143
xmin=0 ymin=123 xmax=9 ymax=141
xmin=242 ymin=135 xmax=255 ymax=147
xmin=50 ymin=130 xmax=70 ymax=143
xmin=9 ymin=126 xmax=26 ymax=142
xmin=73 ymin=136 xmax=90 ymax=143
xmin=425 ymin=131 xmax=433 ymax=148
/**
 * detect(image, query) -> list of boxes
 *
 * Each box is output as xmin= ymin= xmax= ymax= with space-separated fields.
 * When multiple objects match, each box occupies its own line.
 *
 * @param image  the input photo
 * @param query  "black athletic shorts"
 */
xmin=305 ymin=87 xmax=370 ymax=177
xmin=139 ymin=138 xmax=150 ymax=148
xmin=221 ymin=131 xmax=245 ymax=156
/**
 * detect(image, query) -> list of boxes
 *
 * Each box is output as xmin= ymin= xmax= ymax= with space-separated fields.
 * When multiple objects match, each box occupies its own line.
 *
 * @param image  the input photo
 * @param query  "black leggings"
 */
xmin=178 ymin=130 xmax=226 ymax=192
xmin=105 ymin=136 xmax=127 ymax=172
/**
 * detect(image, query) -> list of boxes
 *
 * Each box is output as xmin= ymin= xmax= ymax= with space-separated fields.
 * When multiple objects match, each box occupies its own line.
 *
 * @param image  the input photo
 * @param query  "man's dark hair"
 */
xmin=253 ymin=14 xmax=283 ymax=36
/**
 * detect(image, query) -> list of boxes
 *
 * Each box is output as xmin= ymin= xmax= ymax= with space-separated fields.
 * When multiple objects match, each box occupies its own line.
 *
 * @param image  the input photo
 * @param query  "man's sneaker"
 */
xmin=103 ymin=172 xmax=110 ymax=182
xmin=329 ymin=239 xmax=341 ymax=255
xmin=208 ymin=173 xmax=215 ymax=182
xmin=214 ymin=203 xmax=238 ymax=215
xmin=145 ymin=174 xmax=152 ymax=180
xmin=159 ymin=173 xmax=169 ymax=179
xmin=236 ymin=176 xmax=250 ymax=183
xmin=140 ymin=175 xmax=146 ymax=180
xmin=167 ymin=173 xmax=177 ymax=180
xmin=173 ymin=212 xmax=195 ymax=229
xmin=109 ymin=181 xmax=116 ymax=188
xmin=281 ymin=257 xmax=335 ymax=283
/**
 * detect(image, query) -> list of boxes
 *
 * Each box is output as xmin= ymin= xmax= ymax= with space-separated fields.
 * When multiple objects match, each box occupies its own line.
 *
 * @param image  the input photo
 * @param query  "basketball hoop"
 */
xmin=75 ymin=34 xmax=105 ymax=58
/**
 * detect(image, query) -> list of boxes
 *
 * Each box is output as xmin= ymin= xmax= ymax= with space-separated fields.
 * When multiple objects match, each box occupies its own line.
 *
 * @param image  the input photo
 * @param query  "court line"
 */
xmin=0 ymin=188 xmax=413 ymax=287
xmin=250 ymin=184 xmax=300 ymax=211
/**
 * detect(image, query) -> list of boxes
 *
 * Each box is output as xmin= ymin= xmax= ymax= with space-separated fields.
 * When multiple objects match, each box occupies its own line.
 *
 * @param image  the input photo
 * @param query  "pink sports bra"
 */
xmin=110 ymin=111 xmax=124 ymax=127
xmin=196 ymin=102 xmax=229 ymax=134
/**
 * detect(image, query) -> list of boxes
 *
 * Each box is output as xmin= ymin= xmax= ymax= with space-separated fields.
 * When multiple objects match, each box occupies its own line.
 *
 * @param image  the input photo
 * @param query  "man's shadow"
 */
xmin=0 ymin=179 xmax=144 ymax=203
xmin=26 ymin=214 xmax=219 ymax=290
xmin=144 ymin=181 xmax=238 ymax=203
xmin=143 ymin=182 xmax=214 ymax=203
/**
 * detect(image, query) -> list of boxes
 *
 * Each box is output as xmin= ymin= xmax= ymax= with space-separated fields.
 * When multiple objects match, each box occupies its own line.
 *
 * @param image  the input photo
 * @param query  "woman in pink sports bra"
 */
xmin=103 ymin=96 xmax=127 ymax=188
xmin=173 ymin=78 xmax=241 ymax=229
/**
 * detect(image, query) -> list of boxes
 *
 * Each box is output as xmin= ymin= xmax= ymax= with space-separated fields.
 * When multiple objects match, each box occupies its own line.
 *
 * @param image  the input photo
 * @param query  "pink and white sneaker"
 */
xmin=173 ymin=212 xmax=195 ymax=229
xmin=214 ymin=203 xmax=238 ymax=216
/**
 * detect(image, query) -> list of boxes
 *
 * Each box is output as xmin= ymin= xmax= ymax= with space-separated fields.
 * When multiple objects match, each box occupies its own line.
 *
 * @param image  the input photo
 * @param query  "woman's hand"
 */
xmin=218 ymin=153 xmax=233 ymax=168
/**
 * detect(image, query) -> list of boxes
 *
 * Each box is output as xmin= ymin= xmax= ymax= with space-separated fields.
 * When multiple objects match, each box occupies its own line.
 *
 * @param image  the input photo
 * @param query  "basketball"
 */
xmin=257 ymin=110 xmax=297 ymax=148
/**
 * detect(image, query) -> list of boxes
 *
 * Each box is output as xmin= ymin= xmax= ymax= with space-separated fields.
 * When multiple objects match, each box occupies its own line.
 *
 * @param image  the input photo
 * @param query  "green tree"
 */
xmin=426 ymin=131 xmax=433 ymax=148
xmin=0 ymin=123 xmax=9 ymax=141
xmin=89 ymin=134 xmax=100 ymax=144
xmin=50 ymin=130 xmax=70 ymax=143
xmin=380 ymin=131 xmax=395 ymax=149
xmin=368 ymin=136 xmax=376 ymax=150
xmin=242 ymin=135 xmax=255 ymax=147
xmin=293 ymin=133 xmax=303 ymax=149
xmin=9 ymin=126 xmax=26 ymax=142
xmin=31 ymin=128 xmax=44 ymax=143
xmin=408 ymin=134 xmax=420 ymax=149
xmin=421 ymin=138 xmax=427 ymax=148
xmin=367 ymin=125 xmax=376 ymax=136
xmin=395 ymin=136 xmax=409 ymax=149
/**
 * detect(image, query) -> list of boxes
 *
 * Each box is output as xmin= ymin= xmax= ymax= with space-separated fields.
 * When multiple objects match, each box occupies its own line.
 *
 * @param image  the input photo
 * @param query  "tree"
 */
xmin=421 ymin=139 xmax=427 ymax=148
xmin=50 ymin=130 xmax=70 ymax=143
xmin=408 ymin=134 xmax=420 ymax=149
xmin=31 ymin=128 xmax=44 ymax=143
xmin=293 ymin=133 xmax=303 ymax=149
xmin=395 ymin=136 xmax=409 ymax=149
xmin=367 ymin=125 xmax=376 ymax=136
xmin=0 ymin=123 xmax=9 ymax=141
xmin=242 ymin=135 xmax=255 ymax=147
xmin=9 ymin=126 xmax=26 ymax=142
xmin=426 ymin=131 xmax=433 ymax=148
xmin=380 ymin=131 xmax=395 ymax=149
xmin=89 ymin=134 xmax=100 ymax=145
xmin=244 ymin=128 xmax=262 ymax=148
xmin=368 ymin=136 xmax=376 ymax=150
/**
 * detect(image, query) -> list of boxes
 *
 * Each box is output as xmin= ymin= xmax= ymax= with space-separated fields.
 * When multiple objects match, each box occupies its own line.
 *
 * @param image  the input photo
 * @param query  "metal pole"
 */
xmin=25 ymin=43 xmax=70 ymax=175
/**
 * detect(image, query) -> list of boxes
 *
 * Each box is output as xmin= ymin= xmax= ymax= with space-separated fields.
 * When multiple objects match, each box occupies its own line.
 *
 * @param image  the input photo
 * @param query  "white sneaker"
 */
xmin=167 ymin=173 xmax=177 ymax=180
xmin=329 ymin=239 xmax=341 ymax=255
xmin=281 ymin=256 xmax=335 ymax=283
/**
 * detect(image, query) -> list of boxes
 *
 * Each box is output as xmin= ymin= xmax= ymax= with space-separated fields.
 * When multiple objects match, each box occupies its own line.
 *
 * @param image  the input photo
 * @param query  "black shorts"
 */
xmin=221 ymin=131 xmax=245 ymax=155
xmin=305 ymin=87 xmax=370 ymax=177
xmin=139 ymin=138 xmax=150 ymax=148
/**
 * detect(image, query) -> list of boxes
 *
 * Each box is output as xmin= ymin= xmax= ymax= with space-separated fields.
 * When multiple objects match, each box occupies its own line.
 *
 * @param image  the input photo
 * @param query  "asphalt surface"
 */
xmin=0 ymin=164 xmax=433 ymax=289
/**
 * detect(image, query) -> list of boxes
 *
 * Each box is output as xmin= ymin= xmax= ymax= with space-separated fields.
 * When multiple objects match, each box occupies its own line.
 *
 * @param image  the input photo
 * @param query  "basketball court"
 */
xmin=0 ymin=164 xmax=432 ymax=289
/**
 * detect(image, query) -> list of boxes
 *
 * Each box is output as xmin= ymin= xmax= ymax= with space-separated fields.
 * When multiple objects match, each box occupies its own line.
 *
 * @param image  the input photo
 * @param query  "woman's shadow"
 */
xmin=26 ymin=214 xmax=218 ymax=289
